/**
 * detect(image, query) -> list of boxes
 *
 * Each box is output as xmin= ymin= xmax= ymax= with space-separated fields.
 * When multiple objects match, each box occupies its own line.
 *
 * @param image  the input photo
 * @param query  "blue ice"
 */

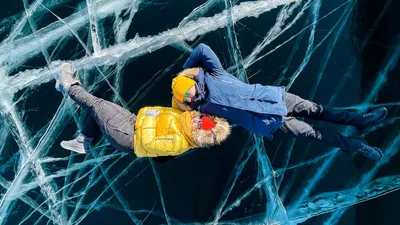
xmin=0 ymin=0 xmax=399 ymax=224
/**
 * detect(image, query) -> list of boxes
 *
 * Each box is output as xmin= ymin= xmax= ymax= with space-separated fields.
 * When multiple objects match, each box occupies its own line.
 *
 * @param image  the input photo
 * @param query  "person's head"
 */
xmin=172 ymin=75 xmax=197 ymax=103
xmin=180 ymin=111 xmax=231 ymax=147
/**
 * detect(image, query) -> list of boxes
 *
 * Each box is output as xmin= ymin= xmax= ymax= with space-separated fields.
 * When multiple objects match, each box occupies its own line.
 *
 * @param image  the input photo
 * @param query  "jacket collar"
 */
xmin=178 ymin=111 xmax=231 ymax=148
xmin=194 ymin=68 xmax=206 ymax=100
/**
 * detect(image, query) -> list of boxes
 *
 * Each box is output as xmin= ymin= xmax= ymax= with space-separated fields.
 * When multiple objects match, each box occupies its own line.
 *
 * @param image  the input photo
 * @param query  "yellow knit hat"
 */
xmin=171 ymin=76 xmax=195 ymax=102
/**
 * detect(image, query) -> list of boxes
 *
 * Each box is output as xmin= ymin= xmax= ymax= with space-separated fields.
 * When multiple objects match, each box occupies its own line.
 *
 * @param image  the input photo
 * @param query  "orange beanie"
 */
xmin=172 ymin=76 xmax=195 ymax=102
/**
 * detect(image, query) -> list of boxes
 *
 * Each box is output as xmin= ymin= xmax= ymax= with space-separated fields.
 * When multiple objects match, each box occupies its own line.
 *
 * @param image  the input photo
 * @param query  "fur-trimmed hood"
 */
xmin=177 ymin=67 xmax=200 ymax=80
xmin=180 ymin=111 xmax=231 ymax=148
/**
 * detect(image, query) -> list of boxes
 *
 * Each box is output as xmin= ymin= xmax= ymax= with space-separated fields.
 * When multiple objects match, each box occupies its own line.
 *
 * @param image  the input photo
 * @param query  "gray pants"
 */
xmin=280 ymin=93 xmax=364 ymax=151
xmin=68 ymin=85 xmax=136 ymax=153
xmin=280 ymin=92 xmax=324 ymax=139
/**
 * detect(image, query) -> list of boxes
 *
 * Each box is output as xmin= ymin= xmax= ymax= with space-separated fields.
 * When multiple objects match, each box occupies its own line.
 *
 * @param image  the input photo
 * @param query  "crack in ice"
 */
xmin=1 ymin=0 xmax=399 ymax=224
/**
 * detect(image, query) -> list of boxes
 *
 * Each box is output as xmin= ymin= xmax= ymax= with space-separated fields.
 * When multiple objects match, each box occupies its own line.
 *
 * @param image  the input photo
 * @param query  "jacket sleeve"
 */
xmin=140 ymin=115 xmax=188 ymax=156
xmin=183 ymin=43 xmax=224 ymax=74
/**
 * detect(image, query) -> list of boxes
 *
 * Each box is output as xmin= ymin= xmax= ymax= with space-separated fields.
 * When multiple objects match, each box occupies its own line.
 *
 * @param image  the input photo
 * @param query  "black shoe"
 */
xmin=317 ymin=129 xmax=384 ymax=161
xmin=357 ymin=107 xmax=388 ymax=129
xmin=357 ymin=143 xmax=383 ymax=161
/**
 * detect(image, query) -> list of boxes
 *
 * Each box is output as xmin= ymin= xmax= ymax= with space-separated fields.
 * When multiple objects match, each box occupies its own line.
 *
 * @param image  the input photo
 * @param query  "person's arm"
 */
xmin=183 ymin=43 xmax=224 ymax=74
xmin=140 ymin=114 xmax=189 ymax=156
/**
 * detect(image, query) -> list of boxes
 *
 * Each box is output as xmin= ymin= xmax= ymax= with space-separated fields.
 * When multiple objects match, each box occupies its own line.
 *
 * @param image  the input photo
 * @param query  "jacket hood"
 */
xmin=177 ymin=67 xmax=200 ymax=79
xmin=180 ymin=111 xmax=231 ymax=148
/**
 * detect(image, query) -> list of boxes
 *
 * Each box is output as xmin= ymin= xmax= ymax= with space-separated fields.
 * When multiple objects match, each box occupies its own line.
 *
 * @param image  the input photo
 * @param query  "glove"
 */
xmin=145 ymin=109 xmax=160 ymax=117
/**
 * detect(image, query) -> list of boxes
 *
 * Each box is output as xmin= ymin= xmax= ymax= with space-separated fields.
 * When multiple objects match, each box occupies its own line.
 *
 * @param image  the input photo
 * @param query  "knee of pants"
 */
xmin=284 ymin=122 xmax=319 ymax=139
xmin=93 ymin=97 xmax=104 ymax=105
xmin=87 ymin=97 xmax=105 ymax=111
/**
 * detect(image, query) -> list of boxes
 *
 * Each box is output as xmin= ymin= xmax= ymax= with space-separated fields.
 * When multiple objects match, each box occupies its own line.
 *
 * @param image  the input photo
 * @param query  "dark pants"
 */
xmin=68 ymin=85 xmax=136 ymax=153
xmin=280 ymin=93 xmax=365 ymax=151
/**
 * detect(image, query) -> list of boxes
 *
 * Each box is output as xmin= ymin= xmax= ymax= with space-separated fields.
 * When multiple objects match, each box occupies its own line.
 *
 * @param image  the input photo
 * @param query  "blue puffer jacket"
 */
xmin=173 ymin=44 xmax=287 ymax=139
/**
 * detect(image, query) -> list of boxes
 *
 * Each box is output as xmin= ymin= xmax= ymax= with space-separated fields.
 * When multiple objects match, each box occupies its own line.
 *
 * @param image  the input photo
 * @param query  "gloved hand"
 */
xmin=145 ymin=109 xmax=160 ymax=117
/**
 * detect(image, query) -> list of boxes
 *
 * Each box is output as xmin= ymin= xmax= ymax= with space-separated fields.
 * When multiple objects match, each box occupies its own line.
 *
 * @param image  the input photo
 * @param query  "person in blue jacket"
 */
xmin=171 ymin=43 xmax=388 ymax=161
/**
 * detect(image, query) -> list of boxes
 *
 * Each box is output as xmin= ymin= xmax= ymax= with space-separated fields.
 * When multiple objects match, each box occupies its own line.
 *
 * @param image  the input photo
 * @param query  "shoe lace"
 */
xmin=359 ymin=145 xmax=371 ymax=156
xmin=363 ymin=112 xmax=373 ymax=118
xmin=76 ymin=135 xmax=85 ymax=143
xmin=363 ymin=111 xmax=376 ymax=124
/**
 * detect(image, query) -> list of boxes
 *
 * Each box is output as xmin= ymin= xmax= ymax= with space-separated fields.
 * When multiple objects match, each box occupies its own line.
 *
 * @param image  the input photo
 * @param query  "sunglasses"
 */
xmin=183 ymin=92 xmax=191 ymax=103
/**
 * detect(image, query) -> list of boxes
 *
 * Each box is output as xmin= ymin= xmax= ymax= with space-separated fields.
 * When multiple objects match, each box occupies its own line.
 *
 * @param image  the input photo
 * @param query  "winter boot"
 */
xmin=55 ymin=62 xmax=81 ymax=93
xmin=357 ymin=143 xmax=384 ymax=161
xmin=320 ymin=131 xmax=383 ymax=161
xmin=60 ymin=133 xmax=93 ymax=154
xmin=318 ymin=106 xmax=387 ymax=129
xmin=356 ymin=107 xmax=388 ymax=129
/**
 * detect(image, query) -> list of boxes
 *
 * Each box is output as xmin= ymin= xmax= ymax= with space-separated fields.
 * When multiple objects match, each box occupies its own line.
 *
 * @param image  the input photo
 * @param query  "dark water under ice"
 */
xmin=1 ymin=0 xmax=400 ymax=224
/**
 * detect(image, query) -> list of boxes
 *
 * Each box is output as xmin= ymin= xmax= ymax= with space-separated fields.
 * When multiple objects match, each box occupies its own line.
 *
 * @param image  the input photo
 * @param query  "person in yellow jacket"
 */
xmin=54 ymin=63 xmax=231 ymax=158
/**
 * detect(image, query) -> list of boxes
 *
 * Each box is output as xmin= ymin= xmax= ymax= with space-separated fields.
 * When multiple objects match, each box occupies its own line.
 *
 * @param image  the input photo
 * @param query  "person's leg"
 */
xmin=56 ymin=63 xmax=135 ymax=153
xmin=60 ymin=112 xmax=101 ymax=154
xmin=68 ymin=84 xmax=136 ymax=153
xmin=284 ymin=92 xmax=322 ymax=117
xmin=284 ymin=92 xmax=387 ymax=128
xmin=81 ymin=111 xmax=102 ymax=139
xmin=280 ymin=116 xmax=383 ymax=161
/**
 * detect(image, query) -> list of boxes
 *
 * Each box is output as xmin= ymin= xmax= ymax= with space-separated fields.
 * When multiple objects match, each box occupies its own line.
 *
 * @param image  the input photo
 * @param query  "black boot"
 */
xmin=357 ymin=107 xmax=388 ymax=129
xmin=320 ymin=131 xmax=383 ymax=161
xmin=318 ymin=106 xmax=388 ymax=129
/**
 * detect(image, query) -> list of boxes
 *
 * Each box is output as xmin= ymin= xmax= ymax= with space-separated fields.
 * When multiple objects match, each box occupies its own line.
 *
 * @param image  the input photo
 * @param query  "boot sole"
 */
xmin=375 ymin=148 xmax=384 ymax=161
xmin=374 ymin=107 xmax=388 ymax=124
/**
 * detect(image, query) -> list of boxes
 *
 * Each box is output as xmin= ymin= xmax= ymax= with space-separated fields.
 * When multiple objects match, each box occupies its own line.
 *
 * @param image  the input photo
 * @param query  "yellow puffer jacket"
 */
xmin=134 ymin=106 xmax=231 ymax=157
xmin=134 ymin=107 xmax=196 ymax=157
